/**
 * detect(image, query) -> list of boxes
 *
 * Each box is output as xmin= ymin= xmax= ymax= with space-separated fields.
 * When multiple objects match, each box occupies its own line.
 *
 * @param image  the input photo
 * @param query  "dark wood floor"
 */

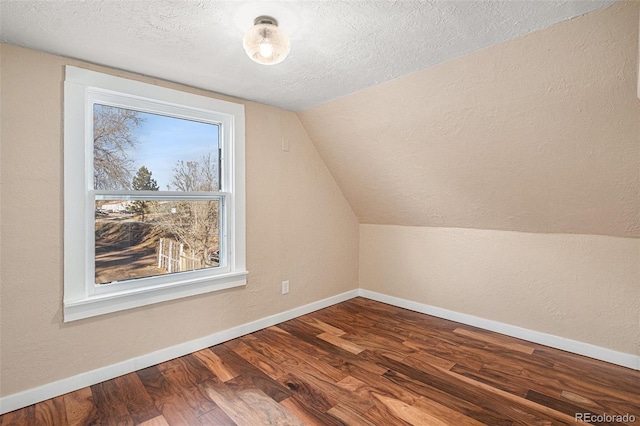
xmin=2 ymin=297 xmax=639 ymax=425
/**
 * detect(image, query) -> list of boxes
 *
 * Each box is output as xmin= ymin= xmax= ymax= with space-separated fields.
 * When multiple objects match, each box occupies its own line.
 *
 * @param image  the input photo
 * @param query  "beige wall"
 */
xmin=0 ymin=43 xmax=359 ymax=396
xmin=298 ymin=2 xmax=639 ymax=238
xmin=301 ymin=2 xmax=640 ymax=357
xmin=360 ymin=225 xmax=639 ymax=355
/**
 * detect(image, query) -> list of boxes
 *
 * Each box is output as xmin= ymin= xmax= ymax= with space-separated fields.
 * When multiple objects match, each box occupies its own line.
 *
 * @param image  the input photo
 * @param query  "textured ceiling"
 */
xmin=0 ymin=0 xmax=614 ymax=111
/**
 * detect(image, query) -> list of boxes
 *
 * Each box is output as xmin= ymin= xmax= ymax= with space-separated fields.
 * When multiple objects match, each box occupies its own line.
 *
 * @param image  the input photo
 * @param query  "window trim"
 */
xmin=63 ymin=66 xmax=247 ymax=322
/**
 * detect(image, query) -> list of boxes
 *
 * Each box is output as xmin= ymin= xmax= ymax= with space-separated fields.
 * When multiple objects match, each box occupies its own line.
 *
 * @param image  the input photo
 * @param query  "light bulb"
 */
xmin=259 ymin=39 xmax=273 ymax=58
xmin=243 ymin=16 xmax=290 ymax=65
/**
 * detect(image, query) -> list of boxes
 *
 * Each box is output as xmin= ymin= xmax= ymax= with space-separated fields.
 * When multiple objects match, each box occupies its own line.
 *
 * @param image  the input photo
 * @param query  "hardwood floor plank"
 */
xmin=311 ymin=306 xmax=377 ymax=337
xmin=197 ymin=404 xmax=237 ymax=425
xmin=381 ymin=354 xmax=577 ymax=425
xmin=136 ymin=365 xmax=202 ymax=425
xmin=450 ymin=363 xmax=531 ymax=398
xmin=560 ymin=390 xmax=600 ymax=408
xmin=0 ymin=406 xmax=36 ymax=426
xmin=232 ymin=341 xmax=289 ymax=380
xmin=520 ymin=366 xmax=640 ymax=415
xmin=337 ymin=374 xmax=417 ymax=406
xmin=360 ymin=398 xmax=414 ymax=426
xmin=301 ymin=317 xmax=347 ymax=336
xmin=372 ymin=392 xmax=452 ymax=426
xmin=355 ymin=320 xmax=417 ymax=347
xmin=62 ymin=387 xmax=99 ymax=426
xmin=236 ymin=333 xmax=291 ymax=364
xmin=90 ymin=380 xmax=134 ymax=425
xmin=175 ymin=382 xmax=219 ymax=418
xmin=280 ymin=397 xmax=346 ymax=426
xmin=137 ymin=415 xmax=171 ymax=426
xmin=552 ymin=360 xmax=640 ymax=398
xmin=382 ymin=369 xmax=516 ymax=425
xmin=453 ymin=360 xmax=588 ymax=410
xmin=327 ymin=403 xmax=377 ymax=426
xmin=277 ymin=320 xmax=347 ymax=356
xmin=403 ymin=349 xmax=456 ymax=371
xmin=525 ymin=390 xmax=601 ymax=421
xmin=279 ymin=373 xmax=335 ymax=413
xmin=391 ymin=304 xmax=459 ymax=330
xmin=341 ymin=298 xmax=398 ymax=318
xmin=34 ymin=396 xmax=68 ymax=426
xmin=403 ymin=338 xmax=485 ymax=371
xmin=154 ymin=394 xmax=203 ymax=426
xmin=534 ymin=346 xmax=640 ymax=388
xmin=280 ymin=344 xmax=348 ymax=383
xmin=225 ymin=375 xmax=306 ymax=426
xmin=412 ymin=396 xmax=487 ymax=426
xmin=430 ymin=335 xmax=556 ymax=372
xmin=453 ymin=327 xmax=535 ymax=354
xmin=199 ymin=379 xmax=276 ymax=426
xmin=2 ymin=298 xmax=638 ymax=425
xmin=397 ymin=324 xmax=468 ymax=349
xmin=193 ymin=348 xmax=238 ymax=382
xmin=288 ymin=367 xmax=375 ymax=415
xmin=349 ymin=301 xmax=521 ymax=360
xmin=113 ymin=372 xmax=161 ymax=424
xmin=211 ymin=343 xmax=292 ymax=402
xmin=321 ymin=349 xmax=390 ymax=377
xmin=362 ymin=309 xmax=460 ymax=342
xmin=339 ymin=299 xmax=462 ymax=346
xmin=156 ymin=356 xmax=219 ymax=418
xmin=345 ymin=332 xmax=417 ymax=361
xmin=158 ymin=354 xmax=215 ymax=388
xmin=137 ymin=365 xmax=179 ymax=407
xmin=257 ymin=325 xmax=329 ymax=360
xmin=317 ymin=332 xmax=366 ymax=355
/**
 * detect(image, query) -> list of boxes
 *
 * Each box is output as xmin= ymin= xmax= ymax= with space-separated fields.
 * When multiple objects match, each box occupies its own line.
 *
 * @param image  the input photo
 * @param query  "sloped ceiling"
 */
xmin=0 ymin=0 xmax=614 ymax=111
xmin=298 ymin=2 xmax=640 ymax=237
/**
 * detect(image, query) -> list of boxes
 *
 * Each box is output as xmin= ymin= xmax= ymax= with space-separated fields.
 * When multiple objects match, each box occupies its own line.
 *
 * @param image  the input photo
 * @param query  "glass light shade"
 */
xmin=243 ymin=17 xmax=290 ymax=65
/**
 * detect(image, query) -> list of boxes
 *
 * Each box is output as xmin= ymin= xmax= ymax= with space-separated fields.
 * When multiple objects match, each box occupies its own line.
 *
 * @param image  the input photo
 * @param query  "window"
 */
xmin=64 ymin=66 xmax=246 ymax=321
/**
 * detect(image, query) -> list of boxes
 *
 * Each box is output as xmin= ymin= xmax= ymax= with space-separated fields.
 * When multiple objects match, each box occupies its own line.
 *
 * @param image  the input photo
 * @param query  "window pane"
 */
xmin=95 ymin=198 xmax=221 ymax=284
xmin=93 ymin=104 xmax=220 ymax=191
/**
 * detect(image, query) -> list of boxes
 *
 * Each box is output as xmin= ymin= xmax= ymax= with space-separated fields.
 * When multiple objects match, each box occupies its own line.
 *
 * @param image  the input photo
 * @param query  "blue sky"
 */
xmin=130 ymin=111 xmax=219 ymax=190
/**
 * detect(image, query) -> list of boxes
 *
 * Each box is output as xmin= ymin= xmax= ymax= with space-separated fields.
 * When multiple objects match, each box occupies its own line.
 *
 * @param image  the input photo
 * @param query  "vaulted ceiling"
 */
xmin=0 ymin=0 xmax=613 ymax=111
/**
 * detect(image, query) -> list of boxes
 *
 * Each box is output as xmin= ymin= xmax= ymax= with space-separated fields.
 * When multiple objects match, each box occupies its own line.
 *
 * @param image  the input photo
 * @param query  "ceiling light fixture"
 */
xmin=243 ymin=16 xmax=290 ymax=65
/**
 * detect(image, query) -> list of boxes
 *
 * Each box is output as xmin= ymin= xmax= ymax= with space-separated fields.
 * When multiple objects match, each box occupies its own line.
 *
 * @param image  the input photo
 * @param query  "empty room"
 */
xmin=0 ymin=0 xmax=638 ymax=424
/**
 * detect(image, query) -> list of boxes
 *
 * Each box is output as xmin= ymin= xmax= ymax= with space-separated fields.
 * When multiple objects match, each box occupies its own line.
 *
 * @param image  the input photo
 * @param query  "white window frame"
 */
xmin=63 ymin=66 xmax=247 ymax=322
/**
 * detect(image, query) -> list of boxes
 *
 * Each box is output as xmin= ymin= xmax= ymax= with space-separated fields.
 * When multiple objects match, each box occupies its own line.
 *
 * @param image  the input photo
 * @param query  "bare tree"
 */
xmin=169 ymin=153 xmax=218 ymax=191
xmin=93 ymin=104 xmax=144 ymax=190
xmin=157 ymin=153 xmax=220 ymax=267
xmin=160 ymin=199 xmax=220 ymax=267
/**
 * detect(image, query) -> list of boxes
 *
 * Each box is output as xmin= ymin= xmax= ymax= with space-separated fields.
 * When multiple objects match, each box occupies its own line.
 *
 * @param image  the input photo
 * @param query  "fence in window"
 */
xmin=157 ymin=238 xmax=204 ymax=273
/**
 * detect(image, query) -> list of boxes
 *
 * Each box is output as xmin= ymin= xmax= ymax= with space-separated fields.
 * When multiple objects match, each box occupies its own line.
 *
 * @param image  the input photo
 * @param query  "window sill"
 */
xmin=63 ymin=271 xmax=248 ymax=322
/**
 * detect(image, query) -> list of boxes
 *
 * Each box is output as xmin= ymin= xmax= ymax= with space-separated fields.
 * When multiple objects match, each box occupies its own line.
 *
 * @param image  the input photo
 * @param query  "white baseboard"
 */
xmin=0 ymin=289 xmax=359 ymax=415
xmin=3 ymin=287 xmax=638 ymax=415
xmin=358 ymin=289 xmax=640 ymax=371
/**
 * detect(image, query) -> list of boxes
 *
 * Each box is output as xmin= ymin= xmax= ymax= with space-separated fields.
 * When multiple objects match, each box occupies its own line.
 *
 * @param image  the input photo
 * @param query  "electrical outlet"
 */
xmin=281 ymin=280 xmax=289 ymax=295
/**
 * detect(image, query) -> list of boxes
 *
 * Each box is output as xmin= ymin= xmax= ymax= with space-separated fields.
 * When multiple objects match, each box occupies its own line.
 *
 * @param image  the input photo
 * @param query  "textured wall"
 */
xmin=298 ymin=2 xmax=639 ymax=238
xmin=360 ymin=225 xmax=639 ymax=355
xmin=302 ymin=2 xmax=640 ymax=357
xmin=0 ymin=43 xmax=359 ymax=396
